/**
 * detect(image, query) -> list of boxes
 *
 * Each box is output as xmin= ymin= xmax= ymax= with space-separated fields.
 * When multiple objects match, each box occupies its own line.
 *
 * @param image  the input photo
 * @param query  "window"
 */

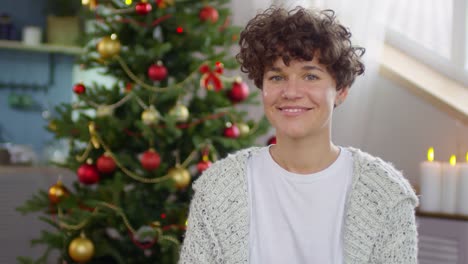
xmin=385 ymin=0 xmax=468 ymax=86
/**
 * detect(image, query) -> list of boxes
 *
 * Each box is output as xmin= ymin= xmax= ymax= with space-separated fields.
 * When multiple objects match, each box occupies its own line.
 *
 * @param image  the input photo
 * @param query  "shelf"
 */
xmin=417 ymin=210 xmax=468 ymax=222
xmin=0 ymin=40 xmax=83 ymax=55
xmin=0 ymin=165 xmax=73 ymax=176
xmin=379 ymin=44 xmax=468 ymax=125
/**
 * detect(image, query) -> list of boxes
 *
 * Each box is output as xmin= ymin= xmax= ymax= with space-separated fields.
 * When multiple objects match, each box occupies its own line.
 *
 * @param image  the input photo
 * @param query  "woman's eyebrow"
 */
xmin=266 ymin=66 xmax=282 ymax=73
xmin=302 ymin=65 xmax=324 ymax=72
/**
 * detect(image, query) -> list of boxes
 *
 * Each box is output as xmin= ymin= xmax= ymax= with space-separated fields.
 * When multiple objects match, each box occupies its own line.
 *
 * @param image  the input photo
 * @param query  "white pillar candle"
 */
xmin=457 ymin=153 xmax=468 ymax=215
xmin=441 ymin=155 xmax=459 ymax=214
xmin=22 ymin=26 xmax=42 ymax=45
xmin=419 ymin=147 xmax=442 ymax=212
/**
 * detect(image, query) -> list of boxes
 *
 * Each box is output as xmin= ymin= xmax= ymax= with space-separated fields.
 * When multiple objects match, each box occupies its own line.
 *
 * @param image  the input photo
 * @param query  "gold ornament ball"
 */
xmin=48 ymin=120 xmax=57 ymax=131
xmin=169 ymin=104 xmax=189 ymax=122
xmin=141 ymin=106 xmax=160 ymax=125
xmin=96 ymin=105 xmax=114 ymax=117
xmin=97 ymin=36 xmax=121 ymax=59
xmin=237 ymin=123 xmax=250 ymax=137
xmin=169 ymin=167 xmax=191 ymax=189
xmin=48 ymin=181 xmax=70 ymax=204
xmin=68 ymin=236 xmax=95 ymax=263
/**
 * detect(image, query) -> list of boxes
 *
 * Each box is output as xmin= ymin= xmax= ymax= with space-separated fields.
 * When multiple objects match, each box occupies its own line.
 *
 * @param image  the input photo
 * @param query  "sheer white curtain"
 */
xmin=274 ymin=0 xmax=391 ymax=148
xmin=230 ymin=0 xmax=274 ymax=26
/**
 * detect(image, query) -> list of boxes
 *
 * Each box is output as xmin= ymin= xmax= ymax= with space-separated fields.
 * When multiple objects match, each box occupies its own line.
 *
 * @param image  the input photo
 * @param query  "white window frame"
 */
xmin=385 ymin=0 xmax=468 ymax=86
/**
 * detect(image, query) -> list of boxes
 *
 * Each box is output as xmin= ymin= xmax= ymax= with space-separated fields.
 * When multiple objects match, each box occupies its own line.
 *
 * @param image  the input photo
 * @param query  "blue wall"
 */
xmin=0 ymin=0 xmax=75 ymax=157
xmin=1 ymin=0 xmax=48 ymax=41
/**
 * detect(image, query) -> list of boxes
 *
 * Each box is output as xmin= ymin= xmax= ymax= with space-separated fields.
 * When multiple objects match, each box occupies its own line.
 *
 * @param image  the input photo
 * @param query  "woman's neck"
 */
xmin=269 ymin=136 xmax=340 ymax=175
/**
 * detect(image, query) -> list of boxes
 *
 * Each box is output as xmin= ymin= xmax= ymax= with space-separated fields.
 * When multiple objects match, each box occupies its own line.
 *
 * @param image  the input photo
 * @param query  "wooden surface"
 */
xmin=379 ymin=44 xmax=468 ymax=125
xmin=0 ymin=40 xmax=83 ymax=55
xmin=0 ymin=165 xmax=73 ymax=176
xmin=417 ymin=210 xmax=468 ymax=222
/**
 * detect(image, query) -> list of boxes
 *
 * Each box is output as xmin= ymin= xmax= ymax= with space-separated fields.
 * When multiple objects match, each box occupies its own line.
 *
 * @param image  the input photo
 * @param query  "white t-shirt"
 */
xmin=247 ymin=146 xmax=354 ymax=264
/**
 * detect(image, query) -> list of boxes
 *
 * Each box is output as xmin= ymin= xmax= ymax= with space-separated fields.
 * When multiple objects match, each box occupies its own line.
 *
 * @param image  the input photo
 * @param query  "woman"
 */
xmin=179 ymin=6 xmax=418 ymax=264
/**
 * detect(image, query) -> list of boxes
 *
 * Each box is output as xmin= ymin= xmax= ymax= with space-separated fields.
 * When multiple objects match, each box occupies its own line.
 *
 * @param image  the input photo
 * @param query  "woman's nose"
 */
xmin=281 ymin=79 xmax=303 ymax=100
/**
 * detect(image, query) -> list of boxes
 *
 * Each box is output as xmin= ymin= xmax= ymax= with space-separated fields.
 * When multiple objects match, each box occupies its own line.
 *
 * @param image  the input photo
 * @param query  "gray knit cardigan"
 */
xmin=179 ymin=147 xmax=418 ymax=263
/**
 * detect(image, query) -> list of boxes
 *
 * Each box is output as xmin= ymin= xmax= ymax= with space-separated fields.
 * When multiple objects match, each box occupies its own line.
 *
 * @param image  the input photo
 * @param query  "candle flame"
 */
xmin=450 ymin=155 xmax=456 ymax=166
xmin=427 ymin=147 xmax=434 ymax=162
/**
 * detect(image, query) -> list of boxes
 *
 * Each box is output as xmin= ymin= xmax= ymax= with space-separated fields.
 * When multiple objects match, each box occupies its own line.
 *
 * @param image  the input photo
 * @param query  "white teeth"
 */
xmin=282 ymin=108 xmax=304 ymax=113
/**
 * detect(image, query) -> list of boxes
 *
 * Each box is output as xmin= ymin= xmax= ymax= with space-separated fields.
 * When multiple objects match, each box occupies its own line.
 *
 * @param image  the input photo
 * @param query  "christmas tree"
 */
xmin=17 ymin=0 xmax=269 ymax=263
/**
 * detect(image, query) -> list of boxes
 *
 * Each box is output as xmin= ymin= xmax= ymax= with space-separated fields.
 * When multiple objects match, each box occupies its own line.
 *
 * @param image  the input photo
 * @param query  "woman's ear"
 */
xmin=334 ymin=87 xmax=349 ymax=107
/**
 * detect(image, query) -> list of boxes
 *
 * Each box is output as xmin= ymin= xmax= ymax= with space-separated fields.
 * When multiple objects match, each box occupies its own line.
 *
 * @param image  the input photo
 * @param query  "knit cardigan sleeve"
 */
xmin=178 ymin=148 xmax=254 ymax=264
xmin=377 ymin=197 xmax=418 ymax=263
xmin=359 ymin=152 xmax=419 ymax=264
xmin=345 ymin=148 xmax=419 ymax=264
xmin=178 ymin=180 xmax=221 ymax=264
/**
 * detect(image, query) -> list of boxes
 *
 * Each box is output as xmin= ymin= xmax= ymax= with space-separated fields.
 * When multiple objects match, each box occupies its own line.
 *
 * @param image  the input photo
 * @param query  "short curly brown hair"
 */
xmin=236 ymin=6 xmax=365 ymax=90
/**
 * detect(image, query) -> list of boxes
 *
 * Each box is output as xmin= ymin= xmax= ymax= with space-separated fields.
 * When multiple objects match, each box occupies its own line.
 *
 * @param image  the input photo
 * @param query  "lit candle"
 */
xmin=457 ymin=152 xmax=468 ymax=215
xmin=441 ymin=155 xmax=459 ymax=214
xmin=419 ymin=147 xmax=442 ymax=212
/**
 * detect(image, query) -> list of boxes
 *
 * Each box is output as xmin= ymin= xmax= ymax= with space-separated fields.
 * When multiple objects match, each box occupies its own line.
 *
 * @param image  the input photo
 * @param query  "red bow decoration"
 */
xmin=199 ymin=62 xmax=224 ymax=91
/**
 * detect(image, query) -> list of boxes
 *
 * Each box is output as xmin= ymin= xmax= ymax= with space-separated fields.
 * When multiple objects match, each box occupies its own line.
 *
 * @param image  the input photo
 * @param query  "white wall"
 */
xmin=334 ymin=75 xmax=468 ymax=186
xmin=230 ymin=0 xmax=273 ymax=25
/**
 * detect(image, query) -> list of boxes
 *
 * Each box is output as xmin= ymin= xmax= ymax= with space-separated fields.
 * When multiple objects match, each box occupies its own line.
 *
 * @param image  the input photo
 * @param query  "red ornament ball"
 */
xmin=176 ymin=26 xmax=184 ymax=34
xmin=97 ymin=154 xmax=116 ymax=174
xmin=199 ymin=6 xmax=219 ymax=23
xmin=77 ymin=164 xmax=100 ymax=185
xmin=73 ymin=83 xmax=86 ymax=94
xmin=223 ymin=124 xmax=240 ymax=138
xmin=228 ymin=81 xmax=249 ymax=103
xmin=141 ymin=149 xmax=161 ymax=171
xmin=135 ymin=2 xmax=152 ymax=15
xmin=196 ymin=160 xmax=212 ymax=173
xmin=148 ymin=63 xmax=168 ymax=81
xmin=267 ymin=135 xmax=277 ymax=145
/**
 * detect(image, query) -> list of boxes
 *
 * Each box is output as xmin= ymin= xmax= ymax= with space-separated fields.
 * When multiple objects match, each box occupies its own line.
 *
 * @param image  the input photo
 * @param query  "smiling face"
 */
xmin=262 ymin=56 xmax=349 ymax=141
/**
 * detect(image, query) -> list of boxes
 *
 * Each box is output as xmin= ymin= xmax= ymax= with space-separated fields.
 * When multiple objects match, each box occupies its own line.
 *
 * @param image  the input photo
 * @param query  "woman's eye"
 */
xmin=269 ymin=75 xmax=283 ymax=81
xmin=305 ymin=74 xmax=318 ymax=80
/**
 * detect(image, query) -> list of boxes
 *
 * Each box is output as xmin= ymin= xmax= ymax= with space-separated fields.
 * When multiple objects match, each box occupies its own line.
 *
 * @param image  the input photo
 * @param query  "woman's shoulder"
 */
xmin=346 ymin=147 xmax=418 ymax=206
xmin=192 ymin=146 xmax=264 ymax=193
